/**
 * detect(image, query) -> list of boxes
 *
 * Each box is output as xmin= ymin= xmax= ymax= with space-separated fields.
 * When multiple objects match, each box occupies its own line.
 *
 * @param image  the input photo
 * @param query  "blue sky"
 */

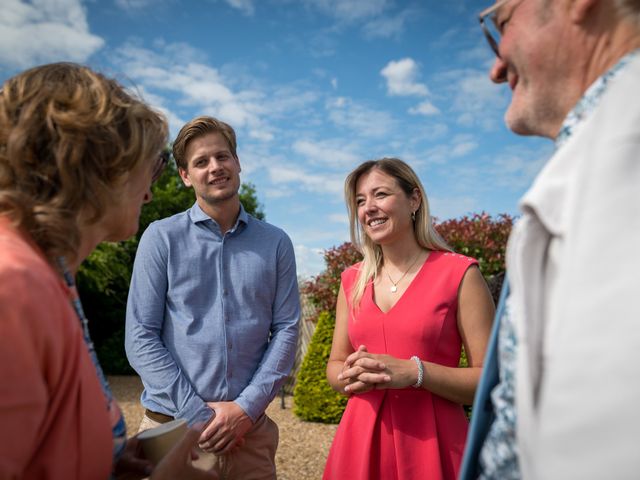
xmin=0 ymin=0 xmax=552 ymax=277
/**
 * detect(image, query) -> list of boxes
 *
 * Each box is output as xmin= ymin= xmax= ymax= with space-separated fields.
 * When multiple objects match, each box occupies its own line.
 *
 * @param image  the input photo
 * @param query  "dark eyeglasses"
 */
xmin=152 ymin=149 xmax=170 ymax=183
xmin=478 ymin=0 xmax=514 ymax=58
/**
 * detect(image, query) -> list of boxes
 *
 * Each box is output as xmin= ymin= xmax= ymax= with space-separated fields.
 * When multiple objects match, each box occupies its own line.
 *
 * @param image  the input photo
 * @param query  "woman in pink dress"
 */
xmin=324 ymin=158 xmax=495 ymax=480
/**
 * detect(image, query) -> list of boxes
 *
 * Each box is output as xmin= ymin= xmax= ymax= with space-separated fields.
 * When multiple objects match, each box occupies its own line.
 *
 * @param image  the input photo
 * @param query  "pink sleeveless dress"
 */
xmin=323 ymin=251 xmax=478 ymax=480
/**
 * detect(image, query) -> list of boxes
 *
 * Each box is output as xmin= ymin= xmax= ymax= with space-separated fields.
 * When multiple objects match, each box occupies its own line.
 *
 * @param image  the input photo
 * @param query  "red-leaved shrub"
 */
xmin=301 ymin=242 xmax=362 ymax=314
xmin=435 ymin=212 xmax=513 ymax=277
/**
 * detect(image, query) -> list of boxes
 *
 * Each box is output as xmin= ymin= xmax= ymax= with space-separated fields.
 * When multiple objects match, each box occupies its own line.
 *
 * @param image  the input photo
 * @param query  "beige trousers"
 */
xmin=138 ymin=413 xmax=278 ymax=480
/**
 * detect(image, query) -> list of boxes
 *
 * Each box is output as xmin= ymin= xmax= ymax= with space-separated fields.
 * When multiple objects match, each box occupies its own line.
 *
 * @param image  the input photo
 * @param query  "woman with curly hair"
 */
xmin=0 ymin=63 xmax=216 ymax=480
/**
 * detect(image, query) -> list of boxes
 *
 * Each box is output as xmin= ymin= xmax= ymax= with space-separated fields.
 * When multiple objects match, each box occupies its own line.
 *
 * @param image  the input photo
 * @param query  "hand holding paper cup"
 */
xmin=138 ymin=418 xmax=188 ymax=465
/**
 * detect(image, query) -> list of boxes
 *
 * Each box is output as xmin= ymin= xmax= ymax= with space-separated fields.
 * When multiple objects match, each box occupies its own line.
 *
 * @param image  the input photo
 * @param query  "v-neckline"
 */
xmin=370 ymin=251 xmax=434 ymax=315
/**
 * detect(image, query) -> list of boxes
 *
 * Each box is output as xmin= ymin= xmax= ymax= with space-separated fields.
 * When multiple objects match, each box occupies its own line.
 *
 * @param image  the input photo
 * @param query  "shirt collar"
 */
xmin=188 ymin=201 xmax=249 ymax=232
xmin=555 ymin=49 xmax=640 ymax=148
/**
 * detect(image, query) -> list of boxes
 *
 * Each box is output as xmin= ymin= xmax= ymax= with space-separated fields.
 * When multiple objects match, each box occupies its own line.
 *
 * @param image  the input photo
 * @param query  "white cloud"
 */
xmin=294 ymin=243 xmax=327 ymax=279
xmin=409 ymin=100 xmax=440 ymax=116
xmin=224 ymin=0 xmax=255 ymax=15
xmin=438 ymin=68 xmax=508 ymax=130
xmin=424 ymin=145 xmax=454 ymax=164
xmin=331 ymin=96 xmax=346 ymax=107
xmin=380 ymin=58 xmax=429 ymax=97
xmin=249 ymin=129 xmax=274 ymax=142
xmin=328 ymin=212 xmax=348 ymax=225
xmin=412 ymin=123 xmax=449 ymax=142
xmin=152 ymin=39 xmax=207 ymax=64
xmin=453 ymin=71 xmax=502 ymax=110
xmin=430 ymin=195 xmax=480 ymax=220
xmin=326 ymin=96 xmax=395 ymax=137
xmin=133 ymin=85 xmax=185 ymax=136
xmin=199 ymin=0 xmax=255 ymax=15
xmin=486 ymin=147 xmax=550 ymax=190
xmin=424 ymin=135 xmax=479 ymax=164
xmin=362 ymin=7 xmax=416 ymax=39
xmin=264 ymin=188 xmax=292 ymax=199
xmin=267 ymin=163 xmax=344 ymax=195
xmin=295 ymin=226 xmax=350 ymax=245
xmin=113 ymin=41 xmax=328 ymax=186
xmin=115 ymin=0 xmax=156 ymax=11
xmin=445 ymin=143 xmax=552 ymax=198
xmin=264 ymin=86 xmax=319 ymax=118
xmin=292 ymin=139 xmax=361 ymax=169
xmin=457 ymin=43 xmax=493 ymax=64
xmin=451 ymin=141 xmax=478 ymax=157
xmin=456 ymin=112 xmax=475 ymax=127
xmin=113 ymin=43 xmax=266 ymax=133
xmin=0 ymin=0 xmax=104 ymax=69
xmin=304 ymin=0 xmax=389 ymax=22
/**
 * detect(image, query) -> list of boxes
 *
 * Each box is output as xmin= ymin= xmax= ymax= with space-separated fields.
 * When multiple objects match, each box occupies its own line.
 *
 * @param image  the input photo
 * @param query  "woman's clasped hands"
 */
xmin=337 ymin=345 xmax=420 ymax=394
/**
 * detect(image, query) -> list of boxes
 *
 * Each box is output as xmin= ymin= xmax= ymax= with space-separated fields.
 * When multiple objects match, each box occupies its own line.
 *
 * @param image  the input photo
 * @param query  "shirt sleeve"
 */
xmin=234 ymin=232 xmax=300 ymax=422
xmin=125 ymin=223 xmax=212 ymax=425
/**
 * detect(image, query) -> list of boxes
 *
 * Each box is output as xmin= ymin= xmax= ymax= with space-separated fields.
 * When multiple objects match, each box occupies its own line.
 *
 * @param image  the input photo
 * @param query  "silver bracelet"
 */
xmin=411 ymin=355 xmax=424 ymax=388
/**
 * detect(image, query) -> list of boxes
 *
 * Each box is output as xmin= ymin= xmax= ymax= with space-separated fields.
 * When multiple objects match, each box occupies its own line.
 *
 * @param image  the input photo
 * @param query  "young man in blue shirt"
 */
xmin=126 ymin=116 xmax=300 ymax=479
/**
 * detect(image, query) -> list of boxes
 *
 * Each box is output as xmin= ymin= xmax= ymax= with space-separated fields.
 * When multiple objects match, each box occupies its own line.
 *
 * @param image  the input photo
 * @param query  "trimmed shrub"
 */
xmin=293 ymin=311 xmax=348 ymax=423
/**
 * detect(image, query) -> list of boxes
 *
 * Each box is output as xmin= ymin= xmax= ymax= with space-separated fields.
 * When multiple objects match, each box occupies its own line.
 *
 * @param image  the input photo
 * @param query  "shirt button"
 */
xmin=228 ymin=342 xmax=233 ymax=350
xmin=223 ymin=289 xmax=228 ymax=296
xmin=225 ymin=316 xmax=230 ymax=323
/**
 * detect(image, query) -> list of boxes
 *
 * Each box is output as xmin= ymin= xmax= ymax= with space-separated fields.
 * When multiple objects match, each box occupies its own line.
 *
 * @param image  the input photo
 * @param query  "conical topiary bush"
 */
xmin=293 ymin=311 xmax=348 ymax=423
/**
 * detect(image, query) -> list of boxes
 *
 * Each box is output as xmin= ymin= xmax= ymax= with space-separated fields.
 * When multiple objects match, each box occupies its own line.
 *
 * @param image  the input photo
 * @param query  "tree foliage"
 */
xmin=300 ymin=242 xmax=363 ymax=314
xmin=435 ymin=212 xmax=513 ymax=277
xmin=239 ymin=182 xmax=265 ymax=221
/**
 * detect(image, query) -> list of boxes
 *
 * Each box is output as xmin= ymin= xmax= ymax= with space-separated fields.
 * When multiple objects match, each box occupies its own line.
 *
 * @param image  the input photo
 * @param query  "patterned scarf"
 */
xmin=556 ymin=49 xmax=640 ymax=147
xmin=58 ymin=257 xmax=128 ymax=473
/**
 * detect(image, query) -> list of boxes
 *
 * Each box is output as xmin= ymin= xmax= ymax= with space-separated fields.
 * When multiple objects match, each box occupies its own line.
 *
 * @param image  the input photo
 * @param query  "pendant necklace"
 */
xmin=385 ymin=252 xmax=421 ymax=293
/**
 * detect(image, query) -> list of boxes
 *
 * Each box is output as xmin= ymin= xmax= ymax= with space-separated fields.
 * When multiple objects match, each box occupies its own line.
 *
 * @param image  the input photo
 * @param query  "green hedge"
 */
xmin=293 ymin=311 xmax=348 ymax=423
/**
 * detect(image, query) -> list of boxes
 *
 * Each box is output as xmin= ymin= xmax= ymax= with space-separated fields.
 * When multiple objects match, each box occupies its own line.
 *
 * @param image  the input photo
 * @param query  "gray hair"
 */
xmin=615 ymin=0 xmax=640 ymax=28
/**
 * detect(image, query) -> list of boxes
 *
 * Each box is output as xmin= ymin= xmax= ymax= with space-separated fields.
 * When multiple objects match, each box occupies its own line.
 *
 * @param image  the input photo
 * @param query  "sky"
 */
xmin=0 ymin=0 xmax=553 ymax=278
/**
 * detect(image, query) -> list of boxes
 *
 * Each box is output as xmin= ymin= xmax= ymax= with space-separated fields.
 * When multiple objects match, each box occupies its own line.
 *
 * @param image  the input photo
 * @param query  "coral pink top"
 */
xmin=323 ymin=251 xmax=478 ymax=480
xmin=0 ymin=217 xmax=112 ymax=479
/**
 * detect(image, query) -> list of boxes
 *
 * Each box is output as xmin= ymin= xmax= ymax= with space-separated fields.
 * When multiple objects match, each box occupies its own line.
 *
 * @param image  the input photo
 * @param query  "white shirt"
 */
xmin=511 ymin=51 xmax=640 ymax=479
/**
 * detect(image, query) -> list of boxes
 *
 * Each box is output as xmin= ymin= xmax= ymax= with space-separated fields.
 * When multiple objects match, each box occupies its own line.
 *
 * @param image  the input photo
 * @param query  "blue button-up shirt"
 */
xmin=125 ymin=202 xmax=300 ymax=424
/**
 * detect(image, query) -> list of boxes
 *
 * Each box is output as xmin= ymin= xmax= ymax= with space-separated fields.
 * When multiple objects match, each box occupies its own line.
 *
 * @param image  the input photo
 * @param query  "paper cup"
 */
xmin=138 ymin=418 xmax=188 ymax=465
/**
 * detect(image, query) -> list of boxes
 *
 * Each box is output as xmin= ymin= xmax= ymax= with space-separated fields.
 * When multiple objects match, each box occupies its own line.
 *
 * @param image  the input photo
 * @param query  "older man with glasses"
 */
xmin=461 ymin=0 xmax=640 ymax=479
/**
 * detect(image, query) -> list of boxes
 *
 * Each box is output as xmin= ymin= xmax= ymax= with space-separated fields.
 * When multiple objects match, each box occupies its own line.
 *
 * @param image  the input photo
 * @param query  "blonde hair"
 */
xmin=344 ymin=158 xmax=451 ymax=308
xmin=172 ymin=116 xmax=238 ymax=170
xmin=0 ymin=62 xmax=168 ymax=263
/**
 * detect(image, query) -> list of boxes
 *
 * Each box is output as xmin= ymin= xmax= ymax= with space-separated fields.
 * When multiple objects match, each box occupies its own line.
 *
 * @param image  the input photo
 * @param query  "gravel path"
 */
xmin=109 ymin=375 xmax=337 ymax=480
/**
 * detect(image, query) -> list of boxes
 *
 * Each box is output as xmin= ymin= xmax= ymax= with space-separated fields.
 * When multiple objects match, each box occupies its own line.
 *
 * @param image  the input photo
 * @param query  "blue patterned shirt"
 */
xmin=477 ymin=49 xmax=639 ymax=479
